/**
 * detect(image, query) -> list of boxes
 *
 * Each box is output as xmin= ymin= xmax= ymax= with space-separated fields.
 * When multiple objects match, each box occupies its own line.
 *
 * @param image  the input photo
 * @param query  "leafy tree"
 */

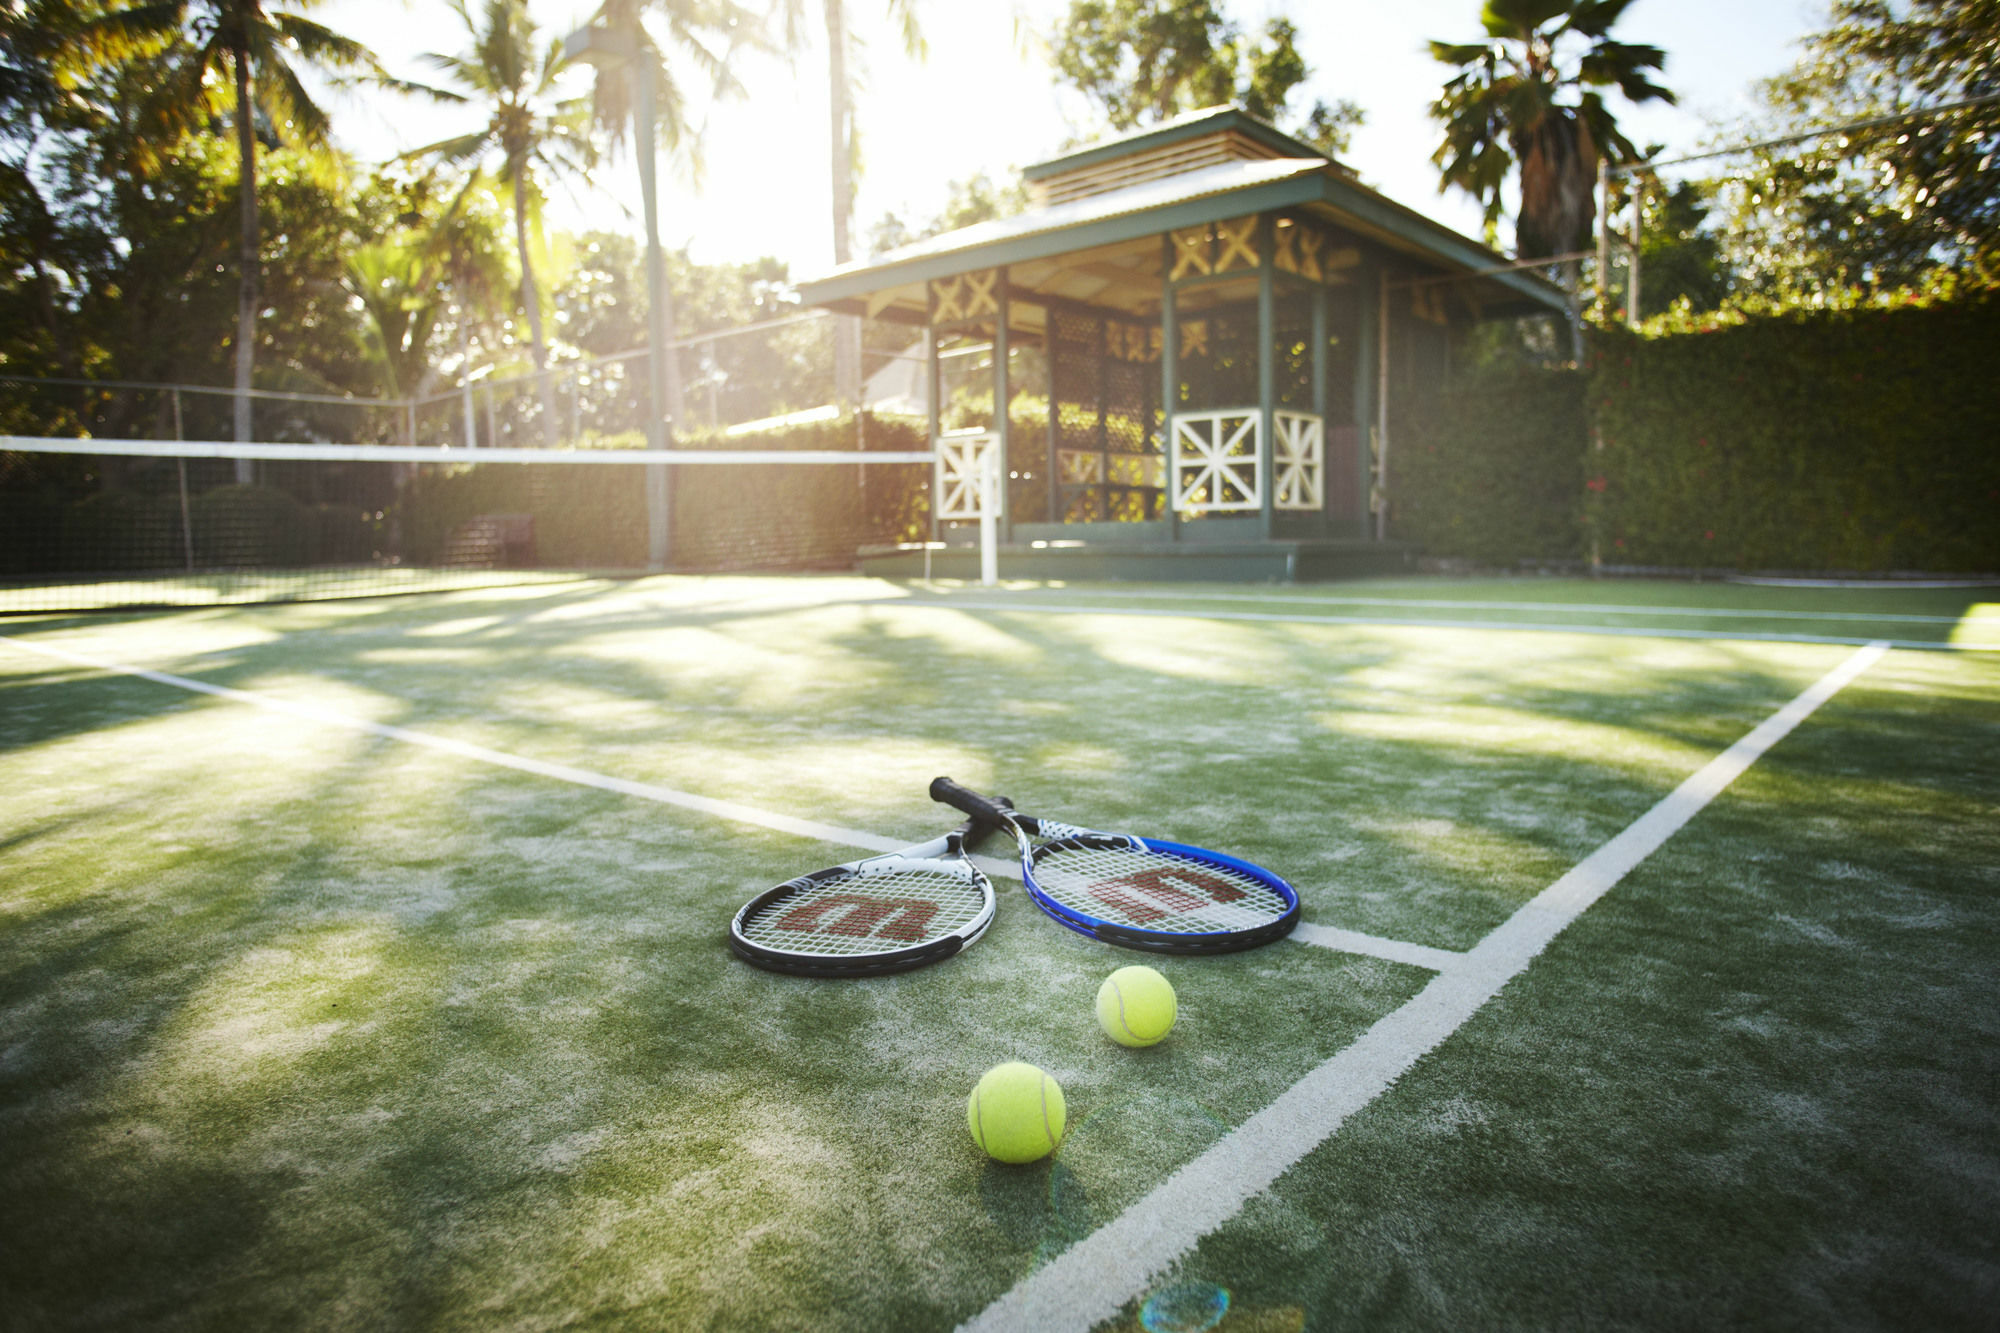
xmin=344 ymin=167 xmax=513 ymax=404
xmin=1626 ymin=178 xmax=1731 ymax=319
xmin=2 ymin=1 xmax=116 ymax=390
xmin=1710 ymin=0 xmax=1999 ymax=295
xmin=1049 ymin=1 xmax=1363 ymax=155
xmin=3 ymin=131 xmax=376 ymax=440
xmin=866 ymin=171 xmax=1030 ymax=256
xmin=78 ymin=0 xmax=390 ymax=449
xmin=552 ymin=233 xmax=827 ymax=429
xmin=407 ymin=0 xmax=594 ymax=442
xmin=1429 ymin=0 xmax=1672 ymax=262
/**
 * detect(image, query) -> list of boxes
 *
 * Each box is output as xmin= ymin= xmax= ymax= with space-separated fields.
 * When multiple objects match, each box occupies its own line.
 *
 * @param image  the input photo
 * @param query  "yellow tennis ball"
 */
xmin=966 ymin=1061 xmax=1066 ymax=1163
xmin=1096 ymin=964 xmax=1177 ymax=1047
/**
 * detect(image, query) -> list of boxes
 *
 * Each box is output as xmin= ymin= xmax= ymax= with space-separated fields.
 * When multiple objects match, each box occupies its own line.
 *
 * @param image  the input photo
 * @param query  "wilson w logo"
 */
xmin=777 ymin=894 xmax=939 ymax=941
xmin=1089 ymin=866 xmax=1246 ymax=923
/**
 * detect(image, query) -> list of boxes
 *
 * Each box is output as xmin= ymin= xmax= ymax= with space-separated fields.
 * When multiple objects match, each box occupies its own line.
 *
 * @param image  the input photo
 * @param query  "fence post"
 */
xmin=1628 ymin=186 xmax=1643 ymax=328
xmin=172 ymin=389 xmax=194 ymax=571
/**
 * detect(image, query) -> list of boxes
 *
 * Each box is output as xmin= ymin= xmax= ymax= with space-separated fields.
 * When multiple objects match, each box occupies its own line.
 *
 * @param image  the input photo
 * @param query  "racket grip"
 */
xmin=930 ymin=776 xmax=1015 ymax=829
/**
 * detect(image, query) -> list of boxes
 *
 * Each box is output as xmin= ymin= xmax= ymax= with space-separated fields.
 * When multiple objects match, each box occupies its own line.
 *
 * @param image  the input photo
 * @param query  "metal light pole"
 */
xmin=564 ymin=20 xmax=679 ymax=569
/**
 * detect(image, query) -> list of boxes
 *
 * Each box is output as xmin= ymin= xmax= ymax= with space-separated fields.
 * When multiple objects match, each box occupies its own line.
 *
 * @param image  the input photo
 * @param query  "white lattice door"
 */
xmin=1170 ymin=411 xmax=1262 ymax=514
xmin=1273 ymin=411 xmax=1324 ymax=511
xmin=935 ymin=430 xmax=999 ymax=520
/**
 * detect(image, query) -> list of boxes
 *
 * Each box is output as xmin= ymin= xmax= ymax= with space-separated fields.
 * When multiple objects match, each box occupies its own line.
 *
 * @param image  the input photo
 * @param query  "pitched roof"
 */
xmin=797 ymin=108 xmax=1568 ymax=320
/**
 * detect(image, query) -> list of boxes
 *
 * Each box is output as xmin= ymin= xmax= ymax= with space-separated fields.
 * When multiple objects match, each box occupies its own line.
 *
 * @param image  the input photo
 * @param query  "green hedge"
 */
xmin=1589 ymin=296 xmax=2000 ymax=572
xmin=1392 ymin=369 xmax=1588 ymax=564
xmin=49 ymin=485 xmax=357 ymax=572
xmin=1391 ymin=293 xmax=2000 ymax=574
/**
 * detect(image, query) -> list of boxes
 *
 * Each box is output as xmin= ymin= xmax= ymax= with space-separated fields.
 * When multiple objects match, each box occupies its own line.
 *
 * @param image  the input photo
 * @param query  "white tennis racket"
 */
xmin=728 ymin=809 xmax=1008 ymax=978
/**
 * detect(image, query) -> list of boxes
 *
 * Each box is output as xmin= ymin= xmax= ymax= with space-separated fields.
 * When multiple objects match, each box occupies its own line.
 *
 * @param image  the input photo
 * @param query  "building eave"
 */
xmin=796 ymin=163 xmax=1568 ymax=318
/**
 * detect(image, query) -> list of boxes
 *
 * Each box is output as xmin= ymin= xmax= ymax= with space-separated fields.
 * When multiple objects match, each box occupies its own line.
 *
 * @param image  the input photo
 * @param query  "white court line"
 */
xmin=960 ymin=640 xmax=1891 ymax=1333
xmin=926 ymin=587 xmax=1973 ymax=624
xmin=0 ymin=635 xmax=909 ymax=856
xmin=1290 ymin=922 xmax=1464 ymax=972
xmin=0 ymin=636 xmax=1610 ymax=969
xmin=913 ymin=598 xmax=1982 ymax=652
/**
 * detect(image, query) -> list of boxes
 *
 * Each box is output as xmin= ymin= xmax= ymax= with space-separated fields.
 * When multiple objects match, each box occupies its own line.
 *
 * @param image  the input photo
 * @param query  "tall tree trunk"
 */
xmin=827 ymin=0 xmax=862 ymax=410
xmin=232 ymin=44 xmax=258 ymax=476
xmin=511 ymin=169 xmax=560 ymax=446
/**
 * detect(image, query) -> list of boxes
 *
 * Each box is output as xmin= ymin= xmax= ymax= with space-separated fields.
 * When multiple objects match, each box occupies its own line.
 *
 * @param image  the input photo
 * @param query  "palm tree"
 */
xmin=573 ymin=0 xmax=760 ymax=438
xmin=1429 ymin=0 xmax=1673 ymax=266
xmin=774 ymin=0 xmax=925 ymax=406
xmin=83 ymin=0 xmax=387 ymax=456
xmin=408 ymin=0 xmax=593 ymax=446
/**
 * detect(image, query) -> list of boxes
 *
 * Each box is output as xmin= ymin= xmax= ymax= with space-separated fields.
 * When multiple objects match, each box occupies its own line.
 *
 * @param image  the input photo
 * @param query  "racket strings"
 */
xmin=736 ymin=864 xmax=989 ymax=957
xmin=1030 ymin=844 xmax=1289 ymax=934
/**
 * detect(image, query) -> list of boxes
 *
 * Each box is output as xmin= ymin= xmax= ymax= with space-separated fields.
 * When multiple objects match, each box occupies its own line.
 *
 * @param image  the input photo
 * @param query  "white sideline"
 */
xmin=932 ymin=586 xmax=1975 ymax=624
xmin=958 ymin=640 xmax=1890 ymax=1333
xmin=917 ymin=598 xmax=1982 ymax=653
xmin=0 ymin=635 xmax=912 ymax=856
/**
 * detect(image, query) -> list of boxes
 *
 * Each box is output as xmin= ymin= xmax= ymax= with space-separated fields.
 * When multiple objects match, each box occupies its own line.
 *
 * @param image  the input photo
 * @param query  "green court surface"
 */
xmin=2 ymin=575 xmax=1995 ymax=1330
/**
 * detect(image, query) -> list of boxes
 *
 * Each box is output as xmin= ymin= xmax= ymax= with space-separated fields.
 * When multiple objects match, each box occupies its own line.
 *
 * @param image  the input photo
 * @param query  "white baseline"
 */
xmin=960 ymin=640 xmax=1890 ymax=1333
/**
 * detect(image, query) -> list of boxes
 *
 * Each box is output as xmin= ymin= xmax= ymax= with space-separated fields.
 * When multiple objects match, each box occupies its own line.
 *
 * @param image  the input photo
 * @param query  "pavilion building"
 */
xmin=797 ymin=106 xmax=1570 ymax=581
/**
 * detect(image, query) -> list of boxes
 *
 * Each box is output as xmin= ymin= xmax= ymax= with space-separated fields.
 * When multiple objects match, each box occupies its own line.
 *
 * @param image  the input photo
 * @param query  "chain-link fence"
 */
xmin=1 ymin=312 xmax=929 ymax=449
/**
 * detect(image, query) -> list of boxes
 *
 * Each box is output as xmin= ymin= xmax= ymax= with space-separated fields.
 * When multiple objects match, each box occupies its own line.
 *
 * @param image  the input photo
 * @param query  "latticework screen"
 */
xmin=1048 ymin=309 xmax=1163 ymax=523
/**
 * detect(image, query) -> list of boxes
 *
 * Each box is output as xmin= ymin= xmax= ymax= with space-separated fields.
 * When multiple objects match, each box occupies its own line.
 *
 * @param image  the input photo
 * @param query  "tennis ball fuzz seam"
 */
xmin=967 ymin=1062 xmax=1065 ymax=1163
xmin=1096 ymin=965 xmax=1177 ymax=1047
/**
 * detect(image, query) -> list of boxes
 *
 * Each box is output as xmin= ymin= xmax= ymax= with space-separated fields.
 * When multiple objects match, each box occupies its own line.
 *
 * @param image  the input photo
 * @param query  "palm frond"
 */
xmin=400 ymin=130 xmax=494 ymax=168
xmin=251 ymin=42 xmax=333 ymax=145
xmin=269 ymin=13 xmax=378 ymax=71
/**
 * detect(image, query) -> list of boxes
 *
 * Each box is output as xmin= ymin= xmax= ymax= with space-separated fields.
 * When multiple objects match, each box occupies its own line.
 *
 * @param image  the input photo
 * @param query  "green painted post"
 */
xmin=994 ymin=274 xmax=1010 ymax=540
xmin=926 ymin=286 xmax=940 ymax=544
xmin=1353 ymin=263 xmax=1377 ymax=533
xmin=1311 ymin=279 xmax=1328 ymax=529
xmin=1046 ymin=308 xmax=1061 ymax=523
xmin=1257 ymin=214 xmax=1276 ymax=539
xmin=1160 ymin=232 xmax=1179 ymax=542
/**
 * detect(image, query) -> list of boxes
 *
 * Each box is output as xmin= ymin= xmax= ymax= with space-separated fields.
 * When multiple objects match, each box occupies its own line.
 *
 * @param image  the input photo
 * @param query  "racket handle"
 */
xmin=930 ymin=776 xmax=1016 ymax=830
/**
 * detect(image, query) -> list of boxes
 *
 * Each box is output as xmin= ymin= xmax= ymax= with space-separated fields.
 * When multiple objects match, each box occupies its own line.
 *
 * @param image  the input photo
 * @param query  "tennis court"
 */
xmin=3 ymin=574 xmax=1996 ymax=1330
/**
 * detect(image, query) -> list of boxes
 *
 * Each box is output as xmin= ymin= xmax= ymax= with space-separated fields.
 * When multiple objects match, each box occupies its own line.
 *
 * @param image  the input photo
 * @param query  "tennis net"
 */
xmin=0 ymin=436 xmax=936 ymax=614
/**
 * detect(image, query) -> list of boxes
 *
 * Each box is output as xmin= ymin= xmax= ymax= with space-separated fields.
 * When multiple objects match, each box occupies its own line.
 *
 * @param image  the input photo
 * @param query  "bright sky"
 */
xmin=313 ymin=0 xmax=1829 ymax=277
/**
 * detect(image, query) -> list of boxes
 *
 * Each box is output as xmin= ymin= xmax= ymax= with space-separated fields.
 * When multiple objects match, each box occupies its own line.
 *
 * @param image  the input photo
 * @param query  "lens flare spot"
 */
xmin=1139 ymin=1281 xmax=1231 ymax=1333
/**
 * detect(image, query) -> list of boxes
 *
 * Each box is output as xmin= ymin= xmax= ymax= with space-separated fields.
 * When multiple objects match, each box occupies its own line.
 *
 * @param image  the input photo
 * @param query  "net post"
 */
xmin=979 ymin=444 xmax=999 ymax=587
xmin=646 ymin=464 xmax=671 ymax=569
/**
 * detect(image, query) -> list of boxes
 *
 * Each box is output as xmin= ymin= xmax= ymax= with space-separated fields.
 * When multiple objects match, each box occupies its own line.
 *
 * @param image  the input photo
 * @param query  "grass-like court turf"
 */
xmin=2 ymin=574 xmax=1995 ymax=1330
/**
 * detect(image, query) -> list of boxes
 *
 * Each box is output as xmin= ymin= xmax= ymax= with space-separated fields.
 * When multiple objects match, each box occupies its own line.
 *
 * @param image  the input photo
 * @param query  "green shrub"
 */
xmin=61 ymin=489 xmax=183 ymax=572
xmin=0 ymin=490 xmax=72 ymax=575
xmin=188 ymin=484 xmax=306 ymax=568
xmin=301 ymin=503 xmax=384 ymax=564
xmin=1393 ymin=369 xmax=1588 ymax=564
xmin=1590 ymin=294 xmax=2000 ymax=572
xmin=1390 ymin=292 xmax=1998 ymax=573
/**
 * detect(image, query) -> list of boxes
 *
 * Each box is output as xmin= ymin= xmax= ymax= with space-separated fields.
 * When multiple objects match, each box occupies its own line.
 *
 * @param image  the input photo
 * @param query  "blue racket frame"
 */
xmin=929 ymin=778 xmax=1303 ymax=955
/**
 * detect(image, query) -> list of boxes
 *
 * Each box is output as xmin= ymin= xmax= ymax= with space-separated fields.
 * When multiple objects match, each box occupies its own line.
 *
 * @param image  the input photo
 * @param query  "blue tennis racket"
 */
xmin=929 ymin=777 xmax=1301 ymax=955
